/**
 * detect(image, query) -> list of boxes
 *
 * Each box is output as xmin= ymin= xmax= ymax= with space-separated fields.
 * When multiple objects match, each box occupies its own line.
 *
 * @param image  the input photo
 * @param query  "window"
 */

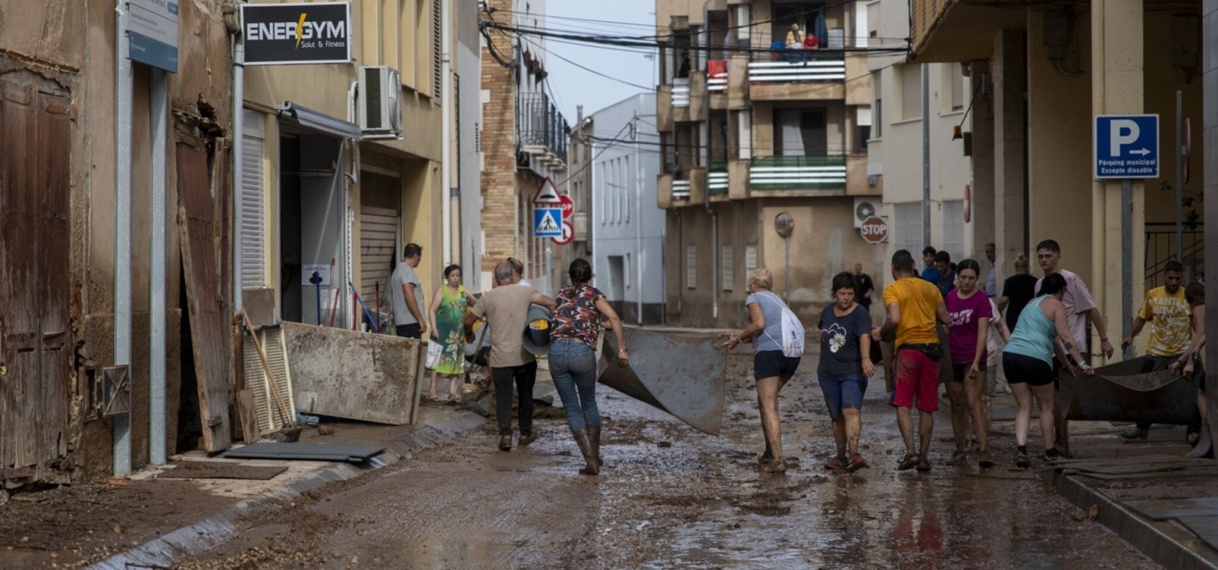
xmin=872 ymin=75 xmax=882 ymax=138
xmin=432 ymin=0 xmax=442 ymax=97
xmin=722 ymin=245 xmax=734 ymax=291
xmin=745 ymin=245 xmax=759 ymax=275
xmin=900 ymin=64 xmax=921 ymax=121
xmin=241 ymin=110 xmax=267 ymax=288
xmin=945 ymin=63 xmax=965 ymax=113
xmin=774 ymin=108 xmax=828 ymax=157
xmin=892 ymin=202 xmax=923 ymax=259
xmin=686 ymin=245 xmax=697 ymax=289
xmin=942 ymin=200 xmax=965 ymax=263
xmin=856 ymin=106 xmax=872 ymax=154
xmin=625 ymin=253 xmax=631 ymax=289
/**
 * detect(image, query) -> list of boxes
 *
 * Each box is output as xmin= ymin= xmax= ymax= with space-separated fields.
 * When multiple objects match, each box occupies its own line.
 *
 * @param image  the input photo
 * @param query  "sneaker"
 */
xmin=977 ymin=449 xmax=995 ymax=469
xmin=1014 ymin=448 xmax=1030 ymax=468
xmin=517 ymin=432 xmax=538 ymax=447
xmin=897 ymin=454 xmax=919 ymax=471
xmin=1119 ymin=426 xmax=1150 ymax=441
xmin=1044 ymin=448 xmax=1063 ymax=463
xmin=946 ymin=450 xmax=969 ymax=466
xmin=498 ymin=435 xmax=512 ymax=451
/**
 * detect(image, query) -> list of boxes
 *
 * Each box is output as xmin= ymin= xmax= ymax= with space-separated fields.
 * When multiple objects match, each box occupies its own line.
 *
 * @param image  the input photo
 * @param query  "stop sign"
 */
xmin=859 ymin=216 xmax=888 ymax=244
xmin=559 ymin=194 xmax=574 ymax=220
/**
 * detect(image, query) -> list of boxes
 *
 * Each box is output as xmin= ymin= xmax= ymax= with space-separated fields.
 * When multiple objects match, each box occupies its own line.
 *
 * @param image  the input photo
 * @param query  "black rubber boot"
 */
xmin=588 ymin=425 xmax=603 ymax=467
xmin=573 ymin=429 xmax=599 ymax=475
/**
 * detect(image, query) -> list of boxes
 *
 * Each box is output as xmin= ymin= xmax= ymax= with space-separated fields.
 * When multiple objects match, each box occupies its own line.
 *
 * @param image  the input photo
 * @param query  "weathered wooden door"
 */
xmin=0 ymin=70 xmax=73 ymax=483
xmin=177 ymin=133 xmax=233 ymax=452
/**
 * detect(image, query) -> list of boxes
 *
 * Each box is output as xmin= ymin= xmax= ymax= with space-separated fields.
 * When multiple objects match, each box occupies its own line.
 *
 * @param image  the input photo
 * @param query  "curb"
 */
xmin=1044 ymin=469 xmax=1218 ymax=570
xmin=87 ymin=411 xmax=487 ymax=570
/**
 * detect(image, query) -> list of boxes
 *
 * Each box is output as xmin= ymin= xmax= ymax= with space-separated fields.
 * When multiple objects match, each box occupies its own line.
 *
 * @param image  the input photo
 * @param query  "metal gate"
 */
xmin=0 ymin=70 xmax=73 ymax=483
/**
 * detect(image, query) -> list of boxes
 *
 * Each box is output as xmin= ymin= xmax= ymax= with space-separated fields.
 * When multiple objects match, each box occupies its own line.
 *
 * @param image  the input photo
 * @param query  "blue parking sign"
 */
xmin=1094 ymin=115 xmax=1159 ymax=179
xmin=533 ymin=208 xmax=562 ymax=237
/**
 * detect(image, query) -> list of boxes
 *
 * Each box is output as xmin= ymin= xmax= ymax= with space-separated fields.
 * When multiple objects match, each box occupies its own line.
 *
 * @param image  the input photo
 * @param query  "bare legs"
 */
xmin=1012 ymin=382 xmax=1056 ymax=450
xmin=756 ymin=376 xmax=789 ymax=470
xmin=896 ymin=407 xmax=934 ymax=460
xmin=946 ymin=382 xmax=970 ymax=453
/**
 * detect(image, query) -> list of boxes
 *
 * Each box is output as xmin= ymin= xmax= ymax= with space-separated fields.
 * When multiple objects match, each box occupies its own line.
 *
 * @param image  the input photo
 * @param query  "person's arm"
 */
xmin=594 ymin=297 xmax=629 ymax=367
xmin=404 ymin=282 xmax=427 ymax=334
xmin=1122 ymin=317 xmax=1148 ymax=351
xmin=725 ymin=302 xmax=766 ymax=349
xmin=1177 ymin=304 xmax=1206 ymax=373
xmin=427 ymin=288 xmax=444 ymax=340
xmin=994 ymin=316 xmax=1011 ymax=344
xmin=998 ymin=295 xmax=1010 ymax=313
xmin=936 ymin=300 xmax=951 ymax=326
xmin=1050 ymin=300 xmax=1093 ymax=375
xmin=878 ymin=301 xmax=901 ymax=340
xmin=463 ymin=300 xmax=484 ymax=333
xmin=530 ymin=291 xmax=557 ymax=311
xmin=858 ymin=314 xmax=875 ymax=378
xmin=1088 ymin=306 xmax=1114 ymax=358
xmin=971 ymin=318 xmax=989 ymax=377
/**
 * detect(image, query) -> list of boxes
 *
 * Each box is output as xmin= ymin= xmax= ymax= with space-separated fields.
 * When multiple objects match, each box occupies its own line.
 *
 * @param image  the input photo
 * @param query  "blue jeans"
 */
xmin=549 ymin=338 xmax=600 ymax=432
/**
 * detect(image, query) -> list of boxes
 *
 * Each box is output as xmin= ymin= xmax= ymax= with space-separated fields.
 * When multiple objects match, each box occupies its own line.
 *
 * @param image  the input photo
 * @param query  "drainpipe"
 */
xmin=702 ymin=1 xmax=718 ymax=322
xmin=232 ymin=32 xmax=245 ymax=313
xmin=149 ymin=68 xmax=168 ymax=465
xmin=921 ymin=63 xmax=930 ymax=247
xmin=113 ymin=0 xmax=133 ymax=478
xmin=441 ymin=0 xmax=453 ymax=265
xmin=634 ymin=112 xmax=643 ymax=324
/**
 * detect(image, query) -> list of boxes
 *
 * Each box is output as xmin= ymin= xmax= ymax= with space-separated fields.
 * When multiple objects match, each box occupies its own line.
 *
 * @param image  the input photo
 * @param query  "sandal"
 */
xmin=915 ymin=459 xmax=932 ymax=472
xmin=758 ymin=449 xmax=774 ymax=465
xmin=847 ymin=454 xmax=869 ymax=472
xmin=759 ymin=458 xmax=788 ymax=473
xmin=824 ymin=456 xmax=847 ymax=471
xmin=897 ymin=454 xmax=919 ymax=471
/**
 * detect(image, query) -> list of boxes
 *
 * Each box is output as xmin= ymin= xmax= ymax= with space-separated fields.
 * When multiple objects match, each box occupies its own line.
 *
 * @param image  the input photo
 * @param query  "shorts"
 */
xmin=1003 ymin=352 xmax=1055 ymax=387
xmin=755 ymin=350 xmax=801 ymax=381
xmin=396 ymin=323 xmax=422 ymax=339
xmin=892 ymin=348 xmax=940 ymax=412
xmin=819 ymin=374 xmax=867 ymax=419
xmin=950 ymin=362 xmax=986 ymax=383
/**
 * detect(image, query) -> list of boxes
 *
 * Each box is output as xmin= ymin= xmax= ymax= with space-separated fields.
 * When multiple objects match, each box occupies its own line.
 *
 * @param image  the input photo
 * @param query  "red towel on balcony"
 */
xmin=707 ymin=60 xmax=727 ymax=78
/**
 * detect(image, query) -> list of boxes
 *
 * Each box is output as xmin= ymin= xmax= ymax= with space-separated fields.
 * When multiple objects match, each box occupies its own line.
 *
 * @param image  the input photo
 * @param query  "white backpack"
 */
xmin=759 ymin=292 xmax=805 ymax=358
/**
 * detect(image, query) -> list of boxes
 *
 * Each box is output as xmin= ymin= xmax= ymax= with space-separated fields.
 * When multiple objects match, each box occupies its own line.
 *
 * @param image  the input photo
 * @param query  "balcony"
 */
xmin=672 ymin=78 xmax=691 ymax=108
xmin=748 ymin=51 xmax=847 ymax=102
xmin=517 ymin=92 xmax=569 ymax=170
xmin=909 ymin=0 xmax=1025 ymax=62
xmin=750 ymin=155 xmax=847 ymax=193
xmin=708 ymin=164 xmax=728 ymax=198
xmin=673 ymin=178 xmax=691 ymax=200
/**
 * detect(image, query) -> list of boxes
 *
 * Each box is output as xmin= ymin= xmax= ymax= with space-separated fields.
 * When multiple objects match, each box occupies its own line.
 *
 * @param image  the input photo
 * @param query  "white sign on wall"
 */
xmin=127 ymin=0 xmax=180 ymax=72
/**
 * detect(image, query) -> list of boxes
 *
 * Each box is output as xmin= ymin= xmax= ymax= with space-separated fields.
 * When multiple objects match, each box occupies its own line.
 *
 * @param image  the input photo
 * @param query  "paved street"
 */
xmin=174 ymin=353 xmax=1157 ymax=569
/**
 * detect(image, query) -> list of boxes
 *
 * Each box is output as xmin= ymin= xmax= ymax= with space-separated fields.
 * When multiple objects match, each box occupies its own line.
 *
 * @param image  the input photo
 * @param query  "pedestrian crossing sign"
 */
xmin=533 ymin=208 xmax=563 ymax=237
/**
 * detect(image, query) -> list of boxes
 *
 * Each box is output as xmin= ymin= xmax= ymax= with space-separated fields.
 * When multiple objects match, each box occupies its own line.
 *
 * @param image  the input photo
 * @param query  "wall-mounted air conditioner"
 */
xmin=358 ymin=66 xmax=403 ymax=139
xmin=853 ymin=198 xmax=880 ymax=228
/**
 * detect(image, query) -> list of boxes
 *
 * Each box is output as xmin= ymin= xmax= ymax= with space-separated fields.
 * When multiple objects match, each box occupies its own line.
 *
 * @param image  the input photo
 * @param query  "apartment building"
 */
xmin=865 ymin=1 xmax=974 ymax=276
xmin=480 ymin=0 xmax=569 ymax=293
xmin=654 ymin=0 xmax=882 ymax=327
xmin=910 ymin=0 xmax=1207 ymax=360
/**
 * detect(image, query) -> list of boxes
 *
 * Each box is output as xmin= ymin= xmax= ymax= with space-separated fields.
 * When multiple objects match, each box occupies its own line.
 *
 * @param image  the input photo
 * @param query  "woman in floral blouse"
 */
xmin=550 ymin=259 xmax=628 ymax=475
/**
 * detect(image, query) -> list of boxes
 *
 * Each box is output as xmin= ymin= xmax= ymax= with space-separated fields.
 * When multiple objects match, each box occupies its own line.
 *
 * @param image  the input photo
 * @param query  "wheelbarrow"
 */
xmin=1057 ymin=356 xmax=1207 ymax=456
xmin=597 ymin=327 xmax=728 ymax=436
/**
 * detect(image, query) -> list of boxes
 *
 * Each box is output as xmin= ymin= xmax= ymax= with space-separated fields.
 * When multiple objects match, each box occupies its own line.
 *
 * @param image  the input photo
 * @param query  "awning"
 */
xmin=276 ymin=101 xmax=363 ymax=141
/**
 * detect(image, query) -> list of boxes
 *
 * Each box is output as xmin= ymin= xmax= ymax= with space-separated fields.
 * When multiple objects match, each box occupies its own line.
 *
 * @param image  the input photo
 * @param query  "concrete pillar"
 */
xmin=1202 ymin=0 xmax=1217 ymax=450
xmin=970 ymin=61 xmax=998 ymax=279
xmin=992 ymin=31 xmax=1026 ymax=270
xmin=1091 ymin=0 xmax=1145 ymax=361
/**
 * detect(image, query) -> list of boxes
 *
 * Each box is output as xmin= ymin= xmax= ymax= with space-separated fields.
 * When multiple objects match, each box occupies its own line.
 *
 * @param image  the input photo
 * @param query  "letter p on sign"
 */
xmin=1110 ymin=119 xmax=1139 ymax=157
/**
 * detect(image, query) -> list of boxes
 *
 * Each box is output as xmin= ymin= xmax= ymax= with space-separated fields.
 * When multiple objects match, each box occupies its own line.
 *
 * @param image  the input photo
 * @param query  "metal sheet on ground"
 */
xmin=177 ymin=133 xmax=233 ymax=452
xmin=223 ymin=443 xmax=385 ymax=462
xmin=597 ymin=328 xmax=727 ymax=435
xmin=156 ymin=461 xmax=287 ymax=480
xmin=1178 ymin=516 xmax=1218 ymax=552
xmin=1126 ymin=497 xmax=1218 ymax=521
xmin=1058 ymin=357 xmax=1201 ymax=425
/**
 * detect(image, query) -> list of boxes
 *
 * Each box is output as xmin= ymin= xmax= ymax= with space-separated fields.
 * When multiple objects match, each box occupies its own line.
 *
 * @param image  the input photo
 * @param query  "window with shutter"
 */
xmin=686 ymin=245 xmax=697 ymax=289
xmin=722 ymin=245 xmax=734 ymax=291
xmin=240 ymin=110 xmax=267 ymax=288
xmin=432 ymin=0 xmax=442 ymax=98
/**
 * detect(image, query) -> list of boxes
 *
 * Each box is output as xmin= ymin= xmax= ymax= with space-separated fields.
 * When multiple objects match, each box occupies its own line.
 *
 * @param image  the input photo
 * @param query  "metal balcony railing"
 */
xmin=708 ymin=165 xmax=728 ymax=196
xmin=517 ymin=92 xmax=569 ymax=160
xmin=672 ymin=178 xmax=691 ymax=199
xmin=750 ymin=155 xmax=847 ymax=190
xmin=672 ymin=78 xmax=691 ymax=108
xmin=748 ymin=52 xmax=846 ymax=83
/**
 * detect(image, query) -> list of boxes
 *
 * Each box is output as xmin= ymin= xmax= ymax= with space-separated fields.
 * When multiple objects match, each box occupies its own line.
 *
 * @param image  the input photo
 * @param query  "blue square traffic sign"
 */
xmin=1094 ymin=114 xmax=1159 ymax=179
xmin=533 ymin=208 xmax=563 ymax=237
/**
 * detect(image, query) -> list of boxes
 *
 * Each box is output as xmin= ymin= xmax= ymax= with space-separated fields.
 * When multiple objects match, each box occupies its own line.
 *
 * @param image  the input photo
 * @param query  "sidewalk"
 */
xmin=984 ymin=393 xmax=1218 ymax=570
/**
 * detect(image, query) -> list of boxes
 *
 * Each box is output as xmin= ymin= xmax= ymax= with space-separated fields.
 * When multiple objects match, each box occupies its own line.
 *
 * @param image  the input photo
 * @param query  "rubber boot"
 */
xmin=588 ymin=425 xmax=603 ymax=467
xmin=573 ymin=429 xmax=599 ymax=475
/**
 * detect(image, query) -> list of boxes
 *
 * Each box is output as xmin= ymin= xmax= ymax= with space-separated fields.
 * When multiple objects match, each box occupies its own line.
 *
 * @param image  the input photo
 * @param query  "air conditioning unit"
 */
xmin=358 ymin=66 xmax=403 ymax=139
xmin=853 ymin=198 xmax=880 ymax=228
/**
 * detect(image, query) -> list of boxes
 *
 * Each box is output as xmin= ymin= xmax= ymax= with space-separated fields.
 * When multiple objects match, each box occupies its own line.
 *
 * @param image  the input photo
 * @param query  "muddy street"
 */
xmin=177 ymin=353 xmax=1158 ymax=569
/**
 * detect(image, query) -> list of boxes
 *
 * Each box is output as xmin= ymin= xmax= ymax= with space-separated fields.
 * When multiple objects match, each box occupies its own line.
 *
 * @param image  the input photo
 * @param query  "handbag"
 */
xmin=425 ymin=340 xmax=441 ymax=369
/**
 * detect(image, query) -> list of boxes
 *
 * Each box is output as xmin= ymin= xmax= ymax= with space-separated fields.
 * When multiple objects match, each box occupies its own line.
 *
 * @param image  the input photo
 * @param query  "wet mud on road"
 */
xmin=177 ymin=354 xmax=1159 ymax=569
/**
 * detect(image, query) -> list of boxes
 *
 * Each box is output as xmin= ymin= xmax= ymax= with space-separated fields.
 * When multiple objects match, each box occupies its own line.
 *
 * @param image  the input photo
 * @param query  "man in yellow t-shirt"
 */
xmin=1120 ymin=261 xmax=1191 ymax=440
xmin=878 ymin=250 xmax=950 ymax=471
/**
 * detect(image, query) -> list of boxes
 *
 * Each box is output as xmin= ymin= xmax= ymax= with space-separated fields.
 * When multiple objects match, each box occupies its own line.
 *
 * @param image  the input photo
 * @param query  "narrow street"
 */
xmin=176 ymin=353 xmax=1157 ymax=569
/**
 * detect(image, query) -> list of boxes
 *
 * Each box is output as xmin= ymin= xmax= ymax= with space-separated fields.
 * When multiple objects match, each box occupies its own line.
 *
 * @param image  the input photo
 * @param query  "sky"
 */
xmin=536 ymin=0 xmax=657 ymax=124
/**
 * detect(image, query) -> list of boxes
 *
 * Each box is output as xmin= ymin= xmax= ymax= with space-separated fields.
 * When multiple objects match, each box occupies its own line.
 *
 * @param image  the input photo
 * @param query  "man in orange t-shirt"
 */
xmin=878 ymin=249 xmax=950 ymax=472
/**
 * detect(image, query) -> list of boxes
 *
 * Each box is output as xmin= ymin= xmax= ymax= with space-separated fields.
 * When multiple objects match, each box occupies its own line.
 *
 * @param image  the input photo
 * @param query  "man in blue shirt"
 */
xmin=933 ymin=251 xmax=956 ymax=296
xmin=920 ymin=246 xmax=940 ymax=282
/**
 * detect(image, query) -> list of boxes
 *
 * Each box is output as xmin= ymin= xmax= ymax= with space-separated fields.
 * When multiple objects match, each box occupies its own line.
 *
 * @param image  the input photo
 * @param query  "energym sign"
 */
xmin=242 ymin=2 xmax=352 ymax=65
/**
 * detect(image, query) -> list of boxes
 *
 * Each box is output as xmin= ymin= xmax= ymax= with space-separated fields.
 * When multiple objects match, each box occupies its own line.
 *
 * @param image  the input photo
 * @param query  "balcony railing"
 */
xmin=673 ymin=78 xmax=691 ymax=108
xmin=709 ymin=165 xmax=728 ymax=196
xmin=748 ymin=53 xmax=846 ymax=83
xmin=750 ymin=155 xmax=847 ymax=190
xmin=517 ymin=92 xmax=569 ymax=162
xmin=673 ymin=178 xmax=691 ymax=199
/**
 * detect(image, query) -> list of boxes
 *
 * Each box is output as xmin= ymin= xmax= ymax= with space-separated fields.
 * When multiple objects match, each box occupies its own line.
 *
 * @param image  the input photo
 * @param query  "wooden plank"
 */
xmin=237 ymin=389 xmax=260 ymax=444
xmin=37 ymin=91 xmax=72 ymax=468
xmin=177 ymin=134 xmax=233 ymax=452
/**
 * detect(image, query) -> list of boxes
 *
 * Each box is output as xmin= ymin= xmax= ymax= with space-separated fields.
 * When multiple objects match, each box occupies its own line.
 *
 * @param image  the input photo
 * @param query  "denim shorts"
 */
xmin=819 ymin=374 xmax=867 ymax=419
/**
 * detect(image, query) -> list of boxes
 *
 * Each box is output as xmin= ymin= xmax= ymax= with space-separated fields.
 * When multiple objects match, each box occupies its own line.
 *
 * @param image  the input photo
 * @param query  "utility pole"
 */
xmin=922 ymin=64 xmax=931 ymax=247
xmin=634 ymin=111 xmax=643 ymax=325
